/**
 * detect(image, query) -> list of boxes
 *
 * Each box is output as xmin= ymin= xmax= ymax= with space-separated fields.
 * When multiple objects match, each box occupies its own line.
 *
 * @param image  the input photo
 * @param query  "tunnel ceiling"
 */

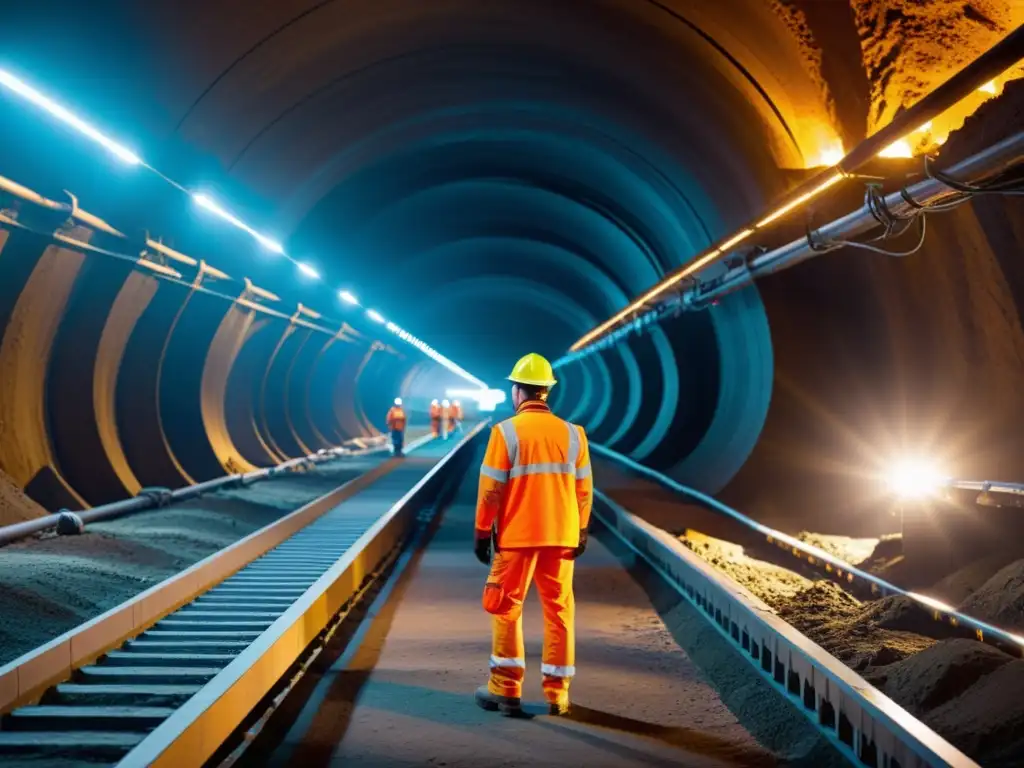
xmin=1 ymin=1 xmax=1022 ymax=512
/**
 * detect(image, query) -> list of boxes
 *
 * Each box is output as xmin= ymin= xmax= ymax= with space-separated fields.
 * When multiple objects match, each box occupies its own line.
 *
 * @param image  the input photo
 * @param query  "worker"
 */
xmin=451 ymin=399 xmax=463 ymax=434
xmin=473 ymin=352 xmax=592 ymax=718
xmin=429 ymin=399 xmax=442 ymax=438
xmin=441 ymin=399 xmax=452 ymax=440
xmin=386 ymin=397 xmax=407 ymax=457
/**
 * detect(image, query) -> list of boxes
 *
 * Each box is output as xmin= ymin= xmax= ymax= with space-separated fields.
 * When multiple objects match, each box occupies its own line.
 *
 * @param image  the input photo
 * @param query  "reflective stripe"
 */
xmin=541 ymin=663 xmax=576 ymax=678
xmin=509 ymin=462 xmax=575 ymax=479
xmin=567 ymin=422 xmax=580 ymax=467
xmin=498 ymin=420 xmax=519 ymax=467
xmin=575 ymin=463 xmax=592 ymax=480
xmin=480 ymin=465 xmax=509 ymax=483
xmin=490 ymin=655 xmax=526 ymax=669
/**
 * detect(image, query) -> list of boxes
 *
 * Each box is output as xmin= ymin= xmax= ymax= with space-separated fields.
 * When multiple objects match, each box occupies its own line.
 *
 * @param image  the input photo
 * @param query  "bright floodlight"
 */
xmin=193 ymin=193 xmax=284 ymax=253
xmin=297 ymin=262 xmax=319 ymax=279
xmin=339 ymin=290 xmax=359 ymax=305
xmin=366 ymin=309 xmax=386 ymax=323
xmin=0 ymin=68 xmax=141 ymax=165
xmin=884 ymin=458 xmax=947 ymax=499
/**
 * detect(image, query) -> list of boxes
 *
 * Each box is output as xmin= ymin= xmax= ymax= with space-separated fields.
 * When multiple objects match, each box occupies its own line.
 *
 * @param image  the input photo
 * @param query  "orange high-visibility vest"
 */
xmin=475 ymin=401 xmax=592 ymax=549
xmin=386 ymin=407 xmax=407 ymax=432
xmin=429 ymin=403 xmax=442 ymax=420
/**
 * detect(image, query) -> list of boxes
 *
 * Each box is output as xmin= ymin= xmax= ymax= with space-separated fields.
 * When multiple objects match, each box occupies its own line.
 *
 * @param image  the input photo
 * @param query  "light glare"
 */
xmin=297 ymin=262 xmax=319 ymax=279
xmin=339 ymin=290 xmax=359 ymax=305
xmin=366 ymin=309 xmax=385 ymax=323
xmin=879 ymin=139 xmax=914 ymax=159
xmin=193 ymin=193 xmax=283 ymax=253
xmin=884 ymin=458 xmax=947 ymax=499
xmin=0 ymin=69 xmax=141 ymax=165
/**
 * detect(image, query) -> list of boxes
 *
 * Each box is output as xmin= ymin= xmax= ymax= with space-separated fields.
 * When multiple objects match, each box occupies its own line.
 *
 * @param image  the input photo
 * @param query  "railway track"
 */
xmin=0 ymin=425 xmax=486 ymax=766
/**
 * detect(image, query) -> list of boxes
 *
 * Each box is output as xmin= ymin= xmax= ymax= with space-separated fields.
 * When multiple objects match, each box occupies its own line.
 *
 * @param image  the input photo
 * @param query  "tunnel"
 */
xmin=1 ymin=1 xmax=1022 ymax=535
xmin=1 ymin=4 xmax=1024 ymax=765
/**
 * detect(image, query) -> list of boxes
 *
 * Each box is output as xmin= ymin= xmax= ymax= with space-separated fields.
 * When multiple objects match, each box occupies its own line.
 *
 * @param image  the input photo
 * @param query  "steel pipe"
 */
xmin=696 ymin=129 xmax=1024 ymax=303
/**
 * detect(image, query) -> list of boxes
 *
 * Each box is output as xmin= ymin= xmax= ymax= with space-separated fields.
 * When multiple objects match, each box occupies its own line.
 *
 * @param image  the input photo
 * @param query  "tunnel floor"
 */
xmin=259 ymin=453 xmax=777 ymax=768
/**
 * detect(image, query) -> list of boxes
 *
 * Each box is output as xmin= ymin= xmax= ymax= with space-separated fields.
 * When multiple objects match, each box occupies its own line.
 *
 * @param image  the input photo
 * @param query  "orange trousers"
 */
xmin=483 ymin=547 xmax=575 ymax=704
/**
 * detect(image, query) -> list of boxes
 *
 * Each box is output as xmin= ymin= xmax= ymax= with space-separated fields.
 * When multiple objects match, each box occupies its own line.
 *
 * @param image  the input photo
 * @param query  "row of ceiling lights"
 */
xmin=0 ymin=66 xmax=489 ymax=390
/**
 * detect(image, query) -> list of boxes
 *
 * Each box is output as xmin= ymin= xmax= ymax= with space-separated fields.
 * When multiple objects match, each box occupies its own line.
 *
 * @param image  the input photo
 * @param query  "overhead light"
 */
xmin=339 ymin=290 xmax=359 ymax=305
xmin=193 ymin=193 xmax=283 ymax=253
xmin=979 ymin=80 xmax=997 ymax=95
xmin=757 ymin=173 xmax=844 ymax=228
xmin=883 ymin=457 xmax=948 ymax=499
xmin=366 ymin=309 xmax=385 ymax=323
xmin=297 ymin=262 xmax=319 ymax=279
xmin=0 ymin=68 xmax=141 ymax=165
xmin=813 ymin=140 xmax=845 ymax=168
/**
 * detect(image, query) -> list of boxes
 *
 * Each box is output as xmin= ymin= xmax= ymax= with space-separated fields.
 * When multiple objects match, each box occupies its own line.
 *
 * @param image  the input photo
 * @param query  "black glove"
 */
xmin=474 ymin=534 xmax=492 ymax=565
xmin=571 ymin=529 xmax=589 ymax=560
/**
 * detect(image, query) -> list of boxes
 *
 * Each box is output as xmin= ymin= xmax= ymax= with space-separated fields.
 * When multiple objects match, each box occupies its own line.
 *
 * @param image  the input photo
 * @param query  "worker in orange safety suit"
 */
xmin=429 ymin=399 xmax=442 ymax=438
xmin=474 ymin=352 xmax=592 ymax=718
xmin=451 ymin=399 xmax=464 ymax=434
xmin=386 ymin=398 xmax=407 ymax=457
xmin=441 ymin=399 xmax=452 ymax=440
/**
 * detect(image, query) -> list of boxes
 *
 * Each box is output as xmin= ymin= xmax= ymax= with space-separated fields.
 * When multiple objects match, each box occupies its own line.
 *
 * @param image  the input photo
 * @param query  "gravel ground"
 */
xmin=0 ymin=457 xmax=381 ymax=666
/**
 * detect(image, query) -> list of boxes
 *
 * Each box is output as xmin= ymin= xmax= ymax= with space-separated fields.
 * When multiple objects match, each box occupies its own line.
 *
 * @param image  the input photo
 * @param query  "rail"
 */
xmin=592 ymin=443 xmax=1024 ymax=655
xmin=594 ymin=491 xmax=979 ymax=768
xmin=0 ymin=431 xmax=410 ymax=548
xmin=117 ymin=422 xmax=487 ymax=767
xmin=948 ymin=478 xmax=1024 ymax=498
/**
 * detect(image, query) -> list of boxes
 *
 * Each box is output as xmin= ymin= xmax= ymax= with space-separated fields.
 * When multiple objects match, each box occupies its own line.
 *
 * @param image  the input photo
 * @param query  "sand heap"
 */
xmin=0 ymin=467 xmax=45 ymax=527
xmin=679 ymin=530 xmax=1024 ymax=765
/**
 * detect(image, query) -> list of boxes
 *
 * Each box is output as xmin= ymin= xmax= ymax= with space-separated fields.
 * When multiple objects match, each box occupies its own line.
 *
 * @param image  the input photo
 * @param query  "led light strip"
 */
xmin=0 ymin=66 xmax=489 ymax=390
xmin=568 ymin=171 xmax=846 ymax=353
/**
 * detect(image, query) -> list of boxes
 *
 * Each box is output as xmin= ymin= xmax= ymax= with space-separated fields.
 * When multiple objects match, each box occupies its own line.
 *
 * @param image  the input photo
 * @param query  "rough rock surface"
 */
xmin=850 ymin=0 xmax=1024 ymax=132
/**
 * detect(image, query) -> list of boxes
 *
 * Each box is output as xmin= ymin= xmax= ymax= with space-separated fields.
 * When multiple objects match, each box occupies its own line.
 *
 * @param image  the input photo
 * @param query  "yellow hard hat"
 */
xmin=507 ymin=353 xmax=557 ymax=387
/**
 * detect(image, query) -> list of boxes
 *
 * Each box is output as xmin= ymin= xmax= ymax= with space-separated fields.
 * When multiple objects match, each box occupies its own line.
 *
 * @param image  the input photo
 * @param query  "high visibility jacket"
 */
xmin=475 ymin=401 xmax=592 ymax=549
xmin=442 ymin=406 xmax=452 ymax=422
xmin=429 ymin=403 xmax=442 ymax=420
xmin=386 ymin=406 xmax=407 ymax=432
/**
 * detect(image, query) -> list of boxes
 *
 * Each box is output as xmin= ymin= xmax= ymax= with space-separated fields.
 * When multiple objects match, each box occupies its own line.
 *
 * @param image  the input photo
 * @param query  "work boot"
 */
xmin=547 ymin=697 xmax=570 ymax=716
xmin=475 ymin=685 xmax=523 ymax=717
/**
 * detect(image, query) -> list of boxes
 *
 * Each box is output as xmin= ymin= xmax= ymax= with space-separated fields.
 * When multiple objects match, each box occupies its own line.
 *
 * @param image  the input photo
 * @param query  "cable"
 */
xmin=830 ymin=215 xmax=928 ymax=257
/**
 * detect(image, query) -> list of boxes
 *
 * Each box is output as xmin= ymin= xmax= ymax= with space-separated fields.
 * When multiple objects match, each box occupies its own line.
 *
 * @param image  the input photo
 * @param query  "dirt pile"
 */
xmin=777 ymin=583 xmax=936 ymax=671
xmin=795 ymin=531 xmax=877 ymax=565
xmin=958 ymin=558 xmax=1024 ymax=631
xmin=0 ymin=461 xmax=366 ymax=665
xmin=678 ymin=530 xmax=813 ymax=604
xmin=868 ymin=639 xmax=1012 ymax=714
xmin=923 ymin=658 xmax=1024 ymax=767
xmin=0 ymin=467 xmax=45 ymax=526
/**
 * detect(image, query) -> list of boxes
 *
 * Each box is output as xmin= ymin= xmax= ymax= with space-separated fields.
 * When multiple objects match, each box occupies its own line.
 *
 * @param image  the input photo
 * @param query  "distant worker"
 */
xmin=441 ymin=399 xmax=452 ymax=440
xmin=386 ymin=398 xmax=407 ymax=457
xmin=429 ymin=399 xmax=442 ymax=438
xmin=473 ymin=353 xmax=592 ymax=718
xmin=451 ymin=399 xmax=464 ymax=434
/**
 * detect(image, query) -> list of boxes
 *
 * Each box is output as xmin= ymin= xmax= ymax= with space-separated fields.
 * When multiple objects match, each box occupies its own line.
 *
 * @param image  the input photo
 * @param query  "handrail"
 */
xmin=0 ymin=430 xmax=432 ymax=548
xmin=595 ymin=491 xmax=979 ymax=767
xmin=948 ymin=478 xmax=1024 ymax=497
xmin=592 ymin=443 xmax=1024 ymax=654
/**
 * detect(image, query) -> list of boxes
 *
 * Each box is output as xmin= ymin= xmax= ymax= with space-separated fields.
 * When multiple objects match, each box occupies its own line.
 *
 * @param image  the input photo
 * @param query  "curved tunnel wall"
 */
xmin=0 ymin=204 xmax=421 ymax=513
